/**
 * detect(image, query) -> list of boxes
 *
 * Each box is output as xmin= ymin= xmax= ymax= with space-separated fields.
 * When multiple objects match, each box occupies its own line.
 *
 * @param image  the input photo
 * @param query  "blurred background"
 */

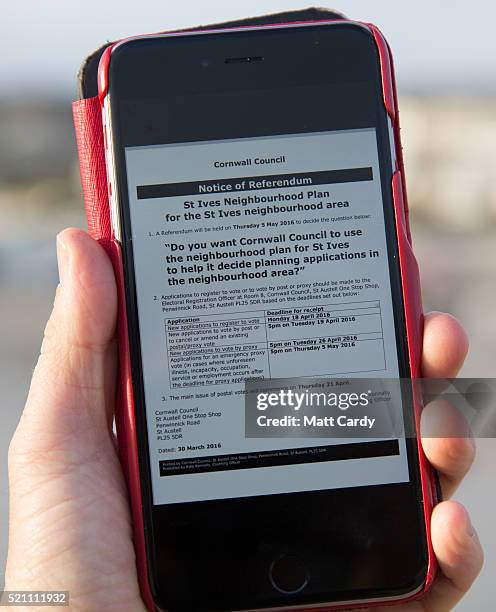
xmin=1 ymin=1 xmax=495 ymax=609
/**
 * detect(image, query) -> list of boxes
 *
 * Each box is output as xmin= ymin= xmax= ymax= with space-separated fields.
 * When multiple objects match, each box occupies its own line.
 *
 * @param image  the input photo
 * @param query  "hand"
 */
xmin=5 ymin=229 xmax=483 ymax=611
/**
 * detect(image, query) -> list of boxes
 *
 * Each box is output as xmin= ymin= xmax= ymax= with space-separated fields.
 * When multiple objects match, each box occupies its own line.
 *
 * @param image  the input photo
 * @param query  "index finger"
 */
xmin=421 ymin=311 xmax=468 ymax=379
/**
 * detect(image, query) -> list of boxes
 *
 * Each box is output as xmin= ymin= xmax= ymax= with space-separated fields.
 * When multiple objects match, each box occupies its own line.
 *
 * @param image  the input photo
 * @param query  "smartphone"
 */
xmin=100 ymin=20 xmax=435 ymax=611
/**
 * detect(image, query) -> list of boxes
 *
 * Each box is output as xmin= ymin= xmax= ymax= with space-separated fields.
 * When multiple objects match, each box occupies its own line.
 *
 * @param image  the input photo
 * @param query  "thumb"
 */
xmin=11 ymin=228 xmax=118 ymax=459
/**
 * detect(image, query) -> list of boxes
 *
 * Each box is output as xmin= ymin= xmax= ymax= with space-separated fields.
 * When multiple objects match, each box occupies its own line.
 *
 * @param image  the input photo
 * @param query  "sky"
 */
xmin=1 ymin=0 xmax=495 ymax=98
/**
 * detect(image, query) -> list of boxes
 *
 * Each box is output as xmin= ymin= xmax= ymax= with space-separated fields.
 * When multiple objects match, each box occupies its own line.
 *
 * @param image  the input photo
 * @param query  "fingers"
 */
xmin=422 ymin=502 xmax=483 ymax=611
xmin=420 ymin=312 xmax=473 ymax=498
xmin=409 ymin=315 xmax=480 ymax=610
xmin=422 ymin=312 xmax=468 ymax=379
xmin=421 ymin=400 xmax=475 ymax=499
xmin=10 ymin=228 xmax=118 ymax=459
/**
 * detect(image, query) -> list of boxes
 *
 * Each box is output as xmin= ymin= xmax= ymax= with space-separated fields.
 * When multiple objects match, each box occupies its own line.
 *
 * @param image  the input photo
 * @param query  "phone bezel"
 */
xmin=104 ymin=22 xmax=429 ymax=611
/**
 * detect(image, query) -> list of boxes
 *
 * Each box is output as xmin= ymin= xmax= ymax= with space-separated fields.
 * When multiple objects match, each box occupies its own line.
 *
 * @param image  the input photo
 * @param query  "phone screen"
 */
xmin=125 ymin=126 xmax=409 ymax=505
xmin=107 ymin=23 xmax=427 ymax=610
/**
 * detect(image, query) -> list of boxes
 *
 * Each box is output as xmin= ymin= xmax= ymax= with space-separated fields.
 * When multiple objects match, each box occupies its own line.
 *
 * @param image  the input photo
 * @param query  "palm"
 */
xmin=7 ymin=364 xmax=146 ymax=611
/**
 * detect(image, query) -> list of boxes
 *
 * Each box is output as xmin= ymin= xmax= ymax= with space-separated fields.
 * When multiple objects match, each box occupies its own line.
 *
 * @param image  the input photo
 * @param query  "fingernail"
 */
xmin=465 ymin=513 xmax=476 ymax=538
xmin=56 ymin=233 xmax=70 ymax=284
xmin=467 ymin=429 xmax=476 ymax=454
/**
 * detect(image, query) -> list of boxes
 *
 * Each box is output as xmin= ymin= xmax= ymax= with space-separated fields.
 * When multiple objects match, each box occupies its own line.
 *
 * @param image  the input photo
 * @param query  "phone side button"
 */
xmin=269 ymin=554 xmax=310 ymax=595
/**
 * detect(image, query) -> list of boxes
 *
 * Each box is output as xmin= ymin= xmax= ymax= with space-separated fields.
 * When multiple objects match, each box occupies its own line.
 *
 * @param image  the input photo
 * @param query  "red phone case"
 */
xmin=72 ymin=14 xmax=439 ymax=612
